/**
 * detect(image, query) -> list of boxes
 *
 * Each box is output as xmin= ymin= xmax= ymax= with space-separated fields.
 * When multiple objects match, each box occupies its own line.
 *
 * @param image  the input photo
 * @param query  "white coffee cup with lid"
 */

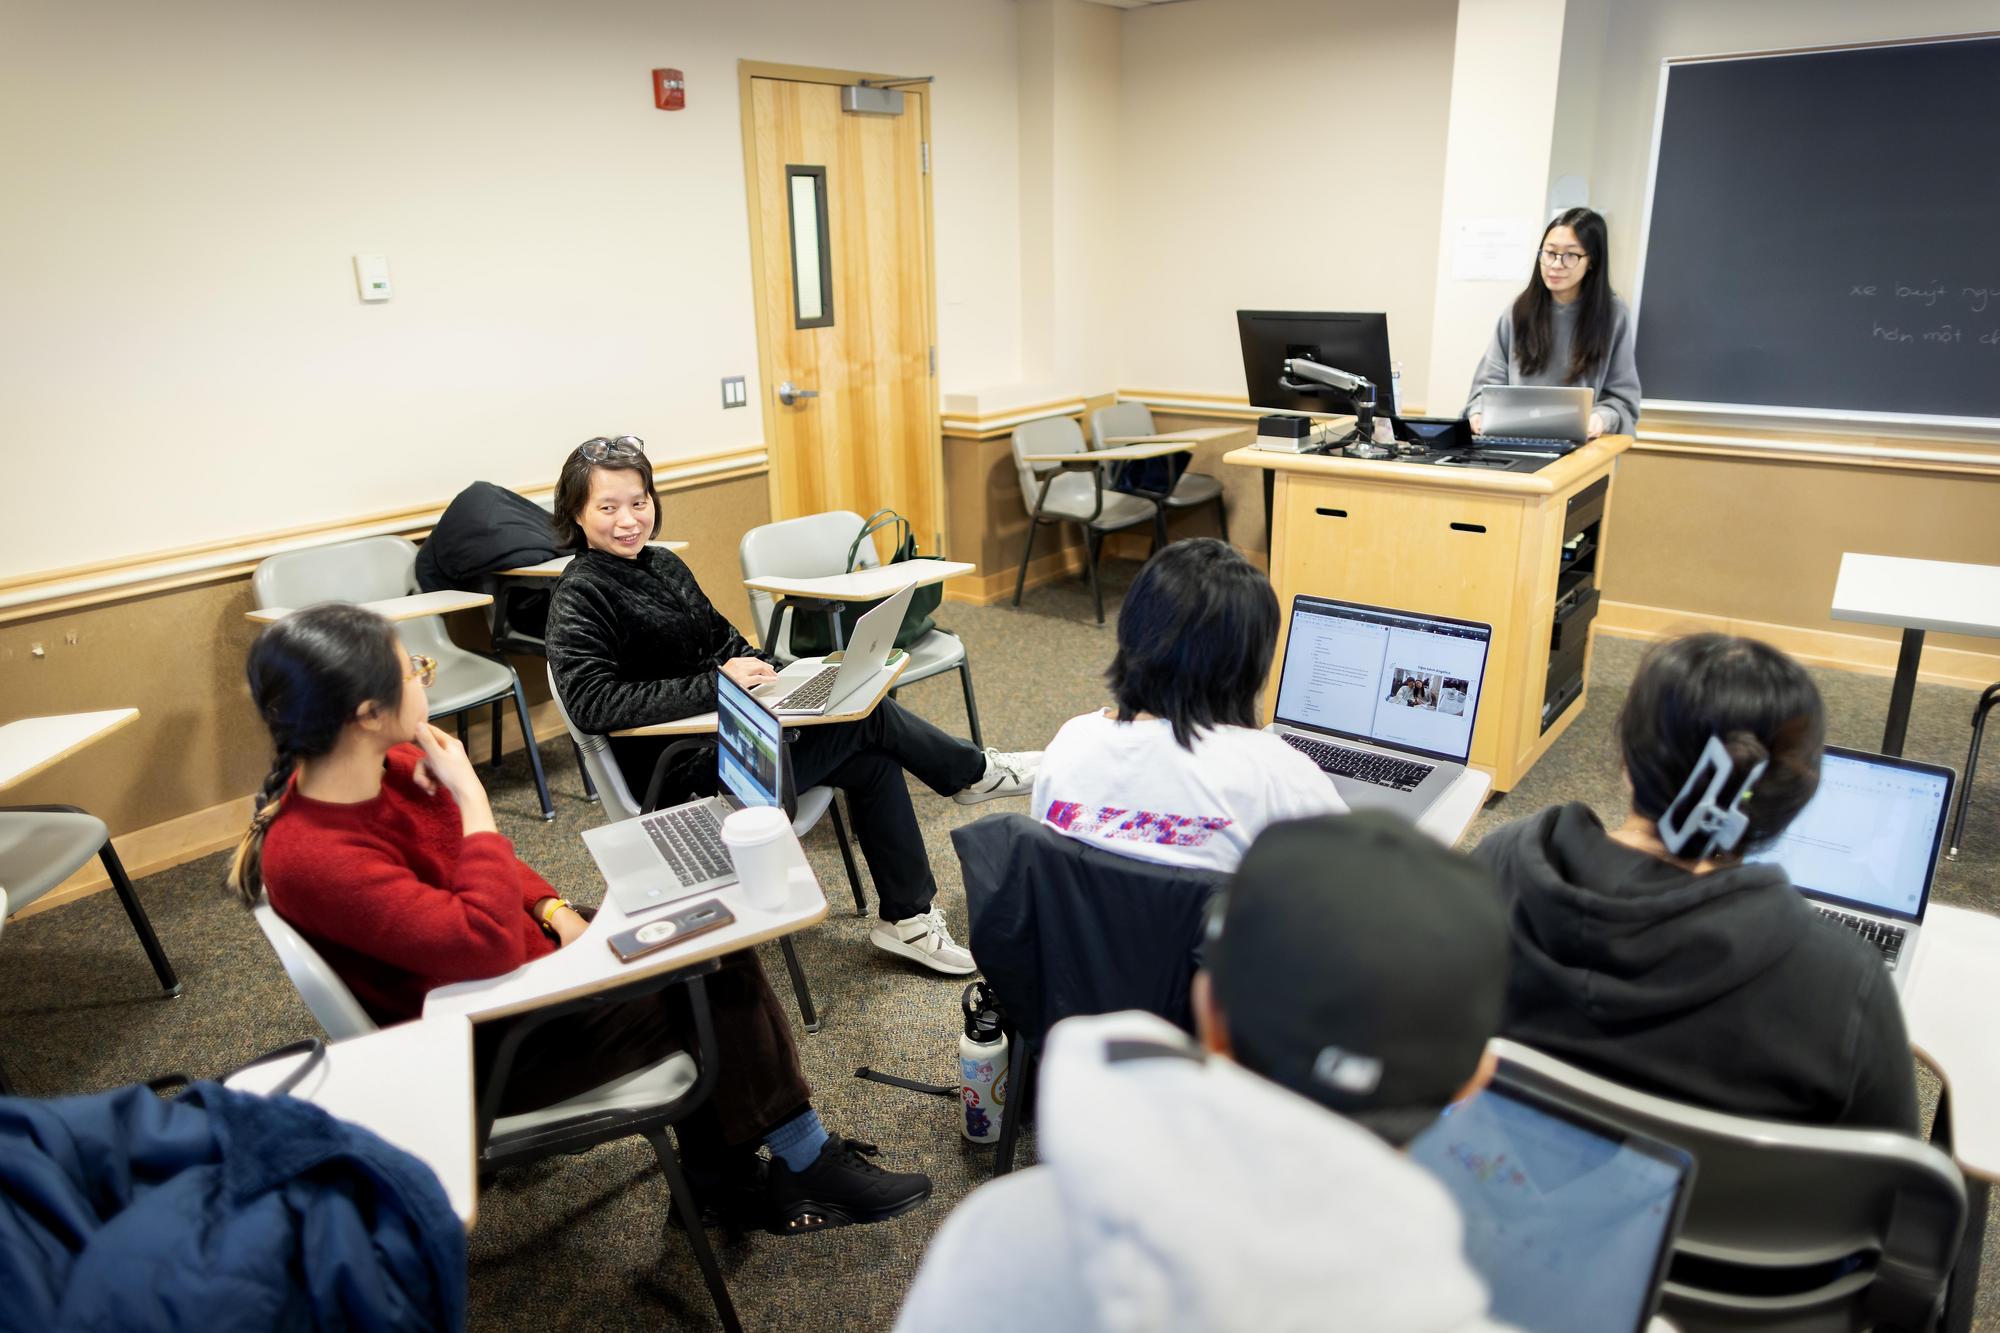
xmin=722 ymin=805 xmax=797 ymax=911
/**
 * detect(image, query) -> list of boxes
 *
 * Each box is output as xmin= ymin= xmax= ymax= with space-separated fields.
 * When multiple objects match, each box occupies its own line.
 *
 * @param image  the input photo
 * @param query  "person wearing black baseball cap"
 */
xmin=894 ymin=813 xmax=1515 ymax=1333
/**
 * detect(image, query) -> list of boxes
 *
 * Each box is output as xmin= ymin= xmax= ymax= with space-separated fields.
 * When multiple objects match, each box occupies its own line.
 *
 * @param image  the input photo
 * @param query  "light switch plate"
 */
xmin=722 ymin=376 xmax=747 ymax=408
xmin=353 ymin=254 xmax=392 ymax=303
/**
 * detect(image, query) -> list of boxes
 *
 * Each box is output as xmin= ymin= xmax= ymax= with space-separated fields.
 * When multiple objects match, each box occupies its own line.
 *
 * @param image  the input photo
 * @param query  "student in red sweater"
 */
xmin=228 ymin=602 xmax=930 ymax=1236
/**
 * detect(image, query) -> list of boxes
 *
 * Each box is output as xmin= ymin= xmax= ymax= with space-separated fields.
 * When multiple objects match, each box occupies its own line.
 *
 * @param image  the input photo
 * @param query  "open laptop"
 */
xmin=1476 ymin=385 xmax=1594 ymax=451
xmin=1409 ymin=1069 xmax=1694 ymax=1333
xmin=1266 ymin=595 xmax=1492 ymax=823
xmin=753 ymin=582 xmax=916 ymax=716
xmin=1744 ymin=746 xmax=1954 ymax=993
xmin=583 ymin=670 xmax=793 ymax=916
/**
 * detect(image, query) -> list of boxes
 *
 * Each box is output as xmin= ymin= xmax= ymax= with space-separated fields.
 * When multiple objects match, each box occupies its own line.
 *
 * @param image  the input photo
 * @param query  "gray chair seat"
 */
xmin=1165 ymin=470 xmax=1224 ymax=508
xmin=1089 ymin=401 xmax=1229 ymax=539
xmin=1036 ymin=473 xmax=1159 ymax=527
xmin=0 ymin=810 xmax=109 ymax=905
xmin=422 ymin=650 xmax=518 ymax=716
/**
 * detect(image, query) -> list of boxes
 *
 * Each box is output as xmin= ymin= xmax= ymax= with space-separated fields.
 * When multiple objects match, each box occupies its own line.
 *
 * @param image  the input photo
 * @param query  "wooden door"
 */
xmin=745 ymin=74 xmax=942 ymax=558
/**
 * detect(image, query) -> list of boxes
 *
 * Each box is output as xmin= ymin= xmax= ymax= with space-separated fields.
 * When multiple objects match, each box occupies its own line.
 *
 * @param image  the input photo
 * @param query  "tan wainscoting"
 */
xmin=1596 ymin=603 xmax=2000 ymax=690
xmin=3 ymin=464 xmax=772 ymax=920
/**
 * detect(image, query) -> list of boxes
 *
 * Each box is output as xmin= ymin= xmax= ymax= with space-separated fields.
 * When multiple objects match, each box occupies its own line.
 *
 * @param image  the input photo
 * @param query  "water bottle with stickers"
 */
xmin=959 ymin=981 xmax=1009 ymax=1144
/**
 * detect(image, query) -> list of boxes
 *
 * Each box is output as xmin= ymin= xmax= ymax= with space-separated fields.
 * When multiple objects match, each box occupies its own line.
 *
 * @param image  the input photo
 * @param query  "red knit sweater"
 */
xmin=262 ymin=744 xmax=557 ymax=1024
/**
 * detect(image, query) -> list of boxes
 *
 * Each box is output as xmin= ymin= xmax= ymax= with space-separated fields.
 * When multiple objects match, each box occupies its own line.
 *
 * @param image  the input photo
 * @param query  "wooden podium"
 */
xmin=1227 ymin=435 xmax=1630 ymax=792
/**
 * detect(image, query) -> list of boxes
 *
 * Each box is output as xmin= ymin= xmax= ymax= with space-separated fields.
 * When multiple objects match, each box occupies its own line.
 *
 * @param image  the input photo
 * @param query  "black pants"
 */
xmin=612 ymin=698 xmax=985 ymax=922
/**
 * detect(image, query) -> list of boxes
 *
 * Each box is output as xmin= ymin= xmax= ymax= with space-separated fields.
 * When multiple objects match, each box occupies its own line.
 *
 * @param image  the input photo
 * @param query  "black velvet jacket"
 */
xmin=546 ymin=547 xmax=775 ymax=797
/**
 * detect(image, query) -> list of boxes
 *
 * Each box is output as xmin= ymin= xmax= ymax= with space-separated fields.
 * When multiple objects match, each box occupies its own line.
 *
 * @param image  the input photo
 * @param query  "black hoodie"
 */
xmin=1474 ymin=802 xmax=1917 ymax=1133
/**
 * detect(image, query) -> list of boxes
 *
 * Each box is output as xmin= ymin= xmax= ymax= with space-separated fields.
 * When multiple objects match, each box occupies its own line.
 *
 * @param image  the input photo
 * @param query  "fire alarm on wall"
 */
xmin=653 ymin=69 xmax=685 ymax=110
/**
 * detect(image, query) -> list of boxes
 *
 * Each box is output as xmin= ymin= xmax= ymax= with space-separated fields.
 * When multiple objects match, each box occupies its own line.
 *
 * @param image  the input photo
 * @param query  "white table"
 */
xmin=423 ymin=847 xmax=829 ymax=1025
xmin=225 ymin=1015 xmax=479 ymax=1227
xmin=0 ymin=709 xmax=139 ymax=792
xmin=245 ymin=589 xmax=494 ymax=626
xmin=741 ymin=558 xmax=973 ymax=603
xmin=1102 ymin=426 xmax=1243 ymax=447
xmin=1830 ymin=553 xmax=2000 ymax=755
xmin=1019 ymin=439 xmax=1199 ymax=466
xmin=1419 ymin=767 xmax=1493 ymax=848
xmin=496 ymin=541 xmax=690 ymax=578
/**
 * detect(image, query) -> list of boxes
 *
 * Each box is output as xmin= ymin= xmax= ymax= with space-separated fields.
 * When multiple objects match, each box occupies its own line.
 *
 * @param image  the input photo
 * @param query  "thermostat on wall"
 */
xmin=353 ymin=254 xmax=393 ymax=303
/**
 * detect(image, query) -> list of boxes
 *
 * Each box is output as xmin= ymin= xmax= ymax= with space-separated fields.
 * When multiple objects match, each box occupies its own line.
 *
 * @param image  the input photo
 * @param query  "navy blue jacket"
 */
xmin=0 ymin=1081 xmax=465 ymax=1332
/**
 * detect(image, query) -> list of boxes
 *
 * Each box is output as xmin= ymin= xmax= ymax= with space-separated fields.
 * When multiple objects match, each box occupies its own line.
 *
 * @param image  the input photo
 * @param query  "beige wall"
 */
xmin=1112 ymin=0 xmax=1459 ymax=406
xmin=0 ymin=0 xmax=1022 ymax=581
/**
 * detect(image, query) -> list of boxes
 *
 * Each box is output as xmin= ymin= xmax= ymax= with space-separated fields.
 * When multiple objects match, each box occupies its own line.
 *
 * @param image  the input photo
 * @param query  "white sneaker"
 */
xmin=870 ymin=909 xmax=977 ymax=975
xmin=953 ymin=748 xmax=1042 ymax=805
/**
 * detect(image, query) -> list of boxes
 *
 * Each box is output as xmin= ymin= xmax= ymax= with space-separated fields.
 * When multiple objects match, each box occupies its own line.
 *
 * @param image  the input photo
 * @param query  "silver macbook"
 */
xmin=1479 ymin=385 xmax=1594 ymax=444
xmin=1744 ymin=746 xmax=1954 ymax=993
xmin=1410 ymin=1066 xmax=1694 ymax=1333
xmin=754 ymin=582 xmax=916 ymax=716
xmin=583 ymin=671 xmax=790 ymax=916
xmin=1265 ymin=595 xmax=1491 ymax=824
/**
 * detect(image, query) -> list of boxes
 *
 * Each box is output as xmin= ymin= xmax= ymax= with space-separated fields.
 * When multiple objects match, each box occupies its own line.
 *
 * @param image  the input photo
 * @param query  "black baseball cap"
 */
xmin=1206 ymin=812 xmax=1509 ymax=1144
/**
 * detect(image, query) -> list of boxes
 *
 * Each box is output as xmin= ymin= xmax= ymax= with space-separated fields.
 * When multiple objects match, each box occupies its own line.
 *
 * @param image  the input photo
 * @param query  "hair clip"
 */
xmin=1657 ymin=734 xmax=1767 ymax=859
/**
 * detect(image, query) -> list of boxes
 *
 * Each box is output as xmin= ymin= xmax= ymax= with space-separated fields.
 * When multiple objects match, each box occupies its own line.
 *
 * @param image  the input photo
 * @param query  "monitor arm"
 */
xmin=1280 ymin=357 xmax=1377 ymax=444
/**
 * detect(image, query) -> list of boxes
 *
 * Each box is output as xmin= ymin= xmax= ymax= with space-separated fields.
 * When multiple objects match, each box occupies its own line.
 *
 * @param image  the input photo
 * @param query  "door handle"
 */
xmin=777 ymin=381 xmax=819 ymax=406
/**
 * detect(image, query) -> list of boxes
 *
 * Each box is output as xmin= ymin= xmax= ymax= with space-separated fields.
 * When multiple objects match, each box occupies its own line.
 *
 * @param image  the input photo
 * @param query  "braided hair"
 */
xmin=228 ymin=603 xmax=405 ymax=904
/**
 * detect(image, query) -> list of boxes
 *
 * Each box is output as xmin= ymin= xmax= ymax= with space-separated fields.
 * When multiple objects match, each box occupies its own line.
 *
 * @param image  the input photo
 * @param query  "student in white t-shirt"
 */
xmin=1031 ymin=538 xmax=1346 ymax=873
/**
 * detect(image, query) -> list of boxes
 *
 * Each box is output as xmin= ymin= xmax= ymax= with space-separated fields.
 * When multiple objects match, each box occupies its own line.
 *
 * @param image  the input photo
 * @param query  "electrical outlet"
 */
xmin=721 ymin=376 xmax=747 ymax=409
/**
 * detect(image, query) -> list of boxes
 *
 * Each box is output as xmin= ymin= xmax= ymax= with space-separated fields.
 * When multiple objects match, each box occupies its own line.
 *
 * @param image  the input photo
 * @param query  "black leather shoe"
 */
xmin=766 ymin=1137 xmax=932 ymax=1236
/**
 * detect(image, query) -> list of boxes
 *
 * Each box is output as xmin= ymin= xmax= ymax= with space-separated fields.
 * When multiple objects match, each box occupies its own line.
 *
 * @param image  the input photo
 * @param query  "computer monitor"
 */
xmin=715 ymin=670 xmax=790 ymax=816
xmin=1236 ymin=310 xmax=1395 ymax=417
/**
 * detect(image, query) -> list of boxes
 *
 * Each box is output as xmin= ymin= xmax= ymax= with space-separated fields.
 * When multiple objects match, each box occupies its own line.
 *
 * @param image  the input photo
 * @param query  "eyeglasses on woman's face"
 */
xmin=405 ymin=654 xmax=437 ymax=688
xmin=578 ymin=435 xmax=645 ymax=462
xmin=1539 ymin=248 xmax=1588 ymax=271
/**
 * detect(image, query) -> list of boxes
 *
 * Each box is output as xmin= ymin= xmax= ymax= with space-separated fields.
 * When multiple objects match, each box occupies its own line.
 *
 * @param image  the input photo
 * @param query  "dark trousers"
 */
xmin=613 ymin=698 xmax=986 ymax=923
xmin=473 ymin=948 xmax=811 ymax=1149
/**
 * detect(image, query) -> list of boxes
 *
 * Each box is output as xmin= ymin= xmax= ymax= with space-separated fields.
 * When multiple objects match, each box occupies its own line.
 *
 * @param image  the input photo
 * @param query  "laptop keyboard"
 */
xmin=1816 ymin=907 xmax=1906 ymax=970
xmin=770 ymin=664 xmax=839 ymax=711
xmin=1281 ymin=733 xmax=1435 ymax=792
xmin=643 ymin=804 xmax=733 ymax=885
xmin=1472 ymin=435 xmax=1578 ymax=454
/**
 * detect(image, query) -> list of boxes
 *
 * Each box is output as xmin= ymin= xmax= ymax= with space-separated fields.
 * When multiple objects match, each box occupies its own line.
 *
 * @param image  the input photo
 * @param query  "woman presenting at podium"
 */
xmin=1465 ymin=207 xmax=1640 ymax=440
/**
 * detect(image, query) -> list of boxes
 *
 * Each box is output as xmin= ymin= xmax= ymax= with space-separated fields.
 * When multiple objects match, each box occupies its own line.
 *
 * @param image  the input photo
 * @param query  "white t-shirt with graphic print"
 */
xmin=1030 ymin=710 xmax=1348 ymax=873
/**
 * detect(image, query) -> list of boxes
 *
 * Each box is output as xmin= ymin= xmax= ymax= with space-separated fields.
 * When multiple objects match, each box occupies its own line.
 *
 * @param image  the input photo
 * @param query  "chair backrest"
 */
xmin=738 ymin=510 xmax=872 ymax=656
xmin=252 ymin=535 xmax=420 ymax=609
xmin=1009 ymin=416 xmax=1089 ymax=513
xmin=953 ymin=813 xmax=1224 ymax=1058
xmin=1490 ymin=1038 xmax=1965 ymax=1332
xmin=252 ymin=900 xmax=380 ymax=1041
xmin=1089 ymin=401 xmax=1155 ymax=450
xmin=545 ymin=665 xmax=643 ymax=822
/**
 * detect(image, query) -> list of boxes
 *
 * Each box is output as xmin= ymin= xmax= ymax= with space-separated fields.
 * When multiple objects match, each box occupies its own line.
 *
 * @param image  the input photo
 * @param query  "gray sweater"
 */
xmin=1464 ymin=293 xmax=1641 ymax=434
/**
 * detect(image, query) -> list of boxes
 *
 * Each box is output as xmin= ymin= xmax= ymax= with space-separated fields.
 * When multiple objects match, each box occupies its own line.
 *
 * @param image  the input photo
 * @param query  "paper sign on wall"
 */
xmin=1451 ymin=218 xmax=1537 ymax=283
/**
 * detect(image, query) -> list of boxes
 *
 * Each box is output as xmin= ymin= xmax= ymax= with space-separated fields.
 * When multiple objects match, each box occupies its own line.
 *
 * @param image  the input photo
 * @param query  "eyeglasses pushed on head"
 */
xmin=578 ymin=435 xmax=646 ymax=462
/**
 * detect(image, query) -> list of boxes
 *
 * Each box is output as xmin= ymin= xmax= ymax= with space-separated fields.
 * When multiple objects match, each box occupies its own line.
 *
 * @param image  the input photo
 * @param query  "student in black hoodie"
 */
xmin=1473 ymin=633 xmax=1918 ymax=1132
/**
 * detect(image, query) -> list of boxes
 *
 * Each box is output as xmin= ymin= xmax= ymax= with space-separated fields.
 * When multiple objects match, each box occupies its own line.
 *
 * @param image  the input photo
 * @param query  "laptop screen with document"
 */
xmin=1273 ymin=596 xmax=1492 ymax=763
xmin=716 ymin=671 xmax=785 ymax=810
xmin=1743 ymin=747 xmax=1952 ymax=922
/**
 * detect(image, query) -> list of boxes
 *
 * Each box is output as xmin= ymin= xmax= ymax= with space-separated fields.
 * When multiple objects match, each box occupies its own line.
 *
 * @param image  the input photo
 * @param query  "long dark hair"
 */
xmin=1617 ymin=634 xmax=1826 ymax=856
xmin=228 ymin=604 xmax=406 ymax=904
xmin=551 ymin=436 xmax=662 ymax=551
xmin=1511 ymin=207 xmax=1614 ymax=383
xmin=1108 ymin=538 xmax=1280 ymax=749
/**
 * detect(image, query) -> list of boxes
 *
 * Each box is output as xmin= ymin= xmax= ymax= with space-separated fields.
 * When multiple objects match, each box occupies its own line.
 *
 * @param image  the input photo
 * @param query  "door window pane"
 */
xmin=786 ymin=166 xmax=833 ymax=329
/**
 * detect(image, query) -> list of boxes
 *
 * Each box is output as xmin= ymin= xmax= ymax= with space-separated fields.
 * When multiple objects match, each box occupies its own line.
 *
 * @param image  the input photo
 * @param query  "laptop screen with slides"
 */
xmin=1273 ymin=596 xmax=1492 ymax=764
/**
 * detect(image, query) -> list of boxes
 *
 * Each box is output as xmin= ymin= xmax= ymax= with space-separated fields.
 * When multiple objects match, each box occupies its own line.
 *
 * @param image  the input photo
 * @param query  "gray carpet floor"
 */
xmin=4 ymin=558 xmax=1996 ymax=1331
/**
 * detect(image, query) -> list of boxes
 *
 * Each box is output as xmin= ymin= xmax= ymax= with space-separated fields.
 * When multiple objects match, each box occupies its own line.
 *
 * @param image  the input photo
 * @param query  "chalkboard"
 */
xmin=1635 ymin=35 xmax=2000 ymax=426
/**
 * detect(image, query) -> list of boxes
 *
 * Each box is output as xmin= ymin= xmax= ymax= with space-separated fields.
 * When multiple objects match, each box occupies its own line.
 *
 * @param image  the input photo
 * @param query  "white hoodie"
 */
xmin=895 ymin=1012 xmax=1511 ymax=1333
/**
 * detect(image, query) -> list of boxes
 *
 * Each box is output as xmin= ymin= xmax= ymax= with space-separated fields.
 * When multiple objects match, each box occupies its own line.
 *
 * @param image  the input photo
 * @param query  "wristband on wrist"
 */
xmin=534 ymin=897 xmax=572 ymax=935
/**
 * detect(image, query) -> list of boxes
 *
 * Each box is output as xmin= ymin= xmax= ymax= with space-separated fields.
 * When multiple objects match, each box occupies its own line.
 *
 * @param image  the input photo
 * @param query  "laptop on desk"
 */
xmin=1409 ymin=1068 xmax=1694 ymax=1333
xmin=1744 ymin=746 xmax=1954 ymax=993
xmin=1476 ymin=385 xmax=1594 ymax=452
xmin=1265 ymin=595 xmax=1492 ymax=825
xmin=583 ymin=671 xmax=794 ymax=916
xmin=753 ymin=582 xmax=915 ymax=717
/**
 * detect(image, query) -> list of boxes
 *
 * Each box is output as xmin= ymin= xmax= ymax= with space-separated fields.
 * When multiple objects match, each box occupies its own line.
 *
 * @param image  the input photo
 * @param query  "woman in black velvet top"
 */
xmin=545 ymin=436 xmax=1041 ymax=976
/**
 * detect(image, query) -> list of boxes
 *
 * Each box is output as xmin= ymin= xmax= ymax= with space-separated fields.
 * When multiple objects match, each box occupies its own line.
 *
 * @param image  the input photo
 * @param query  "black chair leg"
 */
xmin=100 ymin=840 xmax=181 ymax=997
xmin=779 ymin=936 xmax=822 ymax=1035
xmin=489 ymin=699 xmax=504 ymax=769
xmin=645 ymin=1129 xmax=744 ymax=1333
xmin=454 ymin=712 xmax=469 ymax=748
xmin=1214 ymin=492 xmax=1230 ymax=544
xmin=572 ymin=741 xmax=600 ymax=803
xmin=1949 ymin=684 xmax=1999 ymax=859
xmin=958 ymin=657 xmax=985 ymax=751
xmin=1012 ymin=518 xmax=1039 ymax=608
xmin=1083 ymin=528 xmax=1105 ymax=626
xmin=829 ymin=799 xmax=867 ymax=917
xmin=510 ymin=676 xmax=556 ymax=822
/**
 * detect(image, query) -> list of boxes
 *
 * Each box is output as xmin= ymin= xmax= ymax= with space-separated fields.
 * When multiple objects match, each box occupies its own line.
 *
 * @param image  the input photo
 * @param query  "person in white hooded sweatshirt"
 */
xmin=895 ymin=812 xmax=1517 ymax=1333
